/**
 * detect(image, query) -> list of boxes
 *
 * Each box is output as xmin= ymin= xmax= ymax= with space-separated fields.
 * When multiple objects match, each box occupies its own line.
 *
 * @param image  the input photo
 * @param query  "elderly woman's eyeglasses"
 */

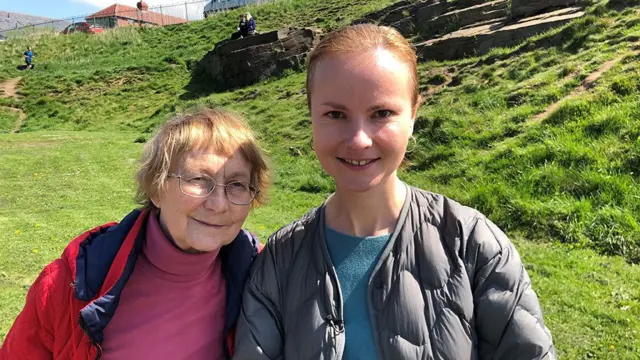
xmin=168 ymin=173 xmax=258 ymax=205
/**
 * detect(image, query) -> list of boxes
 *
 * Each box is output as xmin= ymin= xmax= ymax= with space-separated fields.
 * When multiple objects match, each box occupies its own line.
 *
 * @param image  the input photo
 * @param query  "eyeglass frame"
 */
xmin=167 ymin=173 xmax=259 ymax=206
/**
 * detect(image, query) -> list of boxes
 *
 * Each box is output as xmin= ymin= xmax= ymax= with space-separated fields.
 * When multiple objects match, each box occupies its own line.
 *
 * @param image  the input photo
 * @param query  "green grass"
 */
xmin=1 ymin=0 xmax=640 ymax=357
xmin=0 ymin=131 xmax=639 ymax=358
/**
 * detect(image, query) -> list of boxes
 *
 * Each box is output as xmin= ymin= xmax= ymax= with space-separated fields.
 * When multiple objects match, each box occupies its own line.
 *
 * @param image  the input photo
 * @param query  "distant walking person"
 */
xmin=23 ymin=47 xmax=33 ymax=69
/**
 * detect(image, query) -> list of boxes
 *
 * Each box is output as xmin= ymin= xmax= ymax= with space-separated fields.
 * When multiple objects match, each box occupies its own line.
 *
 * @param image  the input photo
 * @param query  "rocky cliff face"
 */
xmin=199 ymin=28 xmax=319 ymax=90
xmin=199 ymin=0 xmax=586 ymax=89
xmin=357 ymin=0 xmax=585 ymax=61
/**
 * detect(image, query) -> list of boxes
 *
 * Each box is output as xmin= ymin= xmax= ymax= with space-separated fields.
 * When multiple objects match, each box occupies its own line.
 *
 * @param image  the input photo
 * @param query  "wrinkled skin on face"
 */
xmin=152 ymin=150 xmax=252 ymax=252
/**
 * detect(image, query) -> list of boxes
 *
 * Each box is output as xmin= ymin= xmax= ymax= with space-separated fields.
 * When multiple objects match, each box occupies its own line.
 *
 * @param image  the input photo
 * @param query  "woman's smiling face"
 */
xmin=152 ymin=150 xmax=253 ymax=252
xmin=309 ymin=48 xmax=416 ymax=193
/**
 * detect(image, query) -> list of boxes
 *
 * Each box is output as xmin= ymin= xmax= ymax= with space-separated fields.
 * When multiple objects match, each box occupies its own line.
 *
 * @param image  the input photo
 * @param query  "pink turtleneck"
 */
xmin=101 ymin=213 xmax=227 ymax=360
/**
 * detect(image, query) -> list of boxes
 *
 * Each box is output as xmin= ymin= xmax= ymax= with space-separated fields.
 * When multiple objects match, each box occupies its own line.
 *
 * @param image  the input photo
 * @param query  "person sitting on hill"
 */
xmin=231 ymin=14 xmax=246 ymax=40
xmin=231 ymin=13 xmax=256 ymax=40
xmin=23 ymin=47 xmax=34 ymax=69
xmin=243 ymin=12 xmax=256 ymax=36
xmin=0 ymin=108 xmax=270 ymax=359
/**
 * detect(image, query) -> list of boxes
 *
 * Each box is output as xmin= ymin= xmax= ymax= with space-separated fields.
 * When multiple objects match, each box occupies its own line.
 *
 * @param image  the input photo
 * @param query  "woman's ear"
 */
xmin=150 ymin=195 xmax=161 ymax=209
xmin=150 ymin=187 xmax=164 ymax=209
xmin=414 ymin=97 xmax=422 ymax=117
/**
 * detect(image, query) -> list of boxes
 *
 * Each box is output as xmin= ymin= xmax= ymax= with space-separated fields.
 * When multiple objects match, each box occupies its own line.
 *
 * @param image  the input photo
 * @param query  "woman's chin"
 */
xmin=334 ymin=176 xmax=384 ymax=194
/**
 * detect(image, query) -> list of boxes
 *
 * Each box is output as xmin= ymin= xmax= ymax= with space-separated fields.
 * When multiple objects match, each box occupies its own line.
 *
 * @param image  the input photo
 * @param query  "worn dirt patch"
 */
xmin=421 ymin=68 xmax=457 ymax=98
xmin=9 ymin=108 xmax=27 ymax=133
xmin=0 ymin=77 xmax=26 ymax=132
xmin=531 ymin=56 xmax=625 ymax=123
xmin=0 ymin=77 xmax=22 ymax=100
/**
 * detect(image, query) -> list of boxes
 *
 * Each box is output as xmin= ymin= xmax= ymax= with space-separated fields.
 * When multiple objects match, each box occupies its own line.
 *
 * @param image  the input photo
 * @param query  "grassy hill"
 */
xmin=1 ymin=0 xmax=640 ymax=357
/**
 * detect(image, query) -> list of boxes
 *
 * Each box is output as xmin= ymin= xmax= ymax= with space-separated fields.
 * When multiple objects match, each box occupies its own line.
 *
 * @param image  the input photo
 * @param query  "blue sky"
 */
xmin=0 ymin=0 xmax=202 ymax=20
xmin=0 ymin=0 xmax=101 ymax=19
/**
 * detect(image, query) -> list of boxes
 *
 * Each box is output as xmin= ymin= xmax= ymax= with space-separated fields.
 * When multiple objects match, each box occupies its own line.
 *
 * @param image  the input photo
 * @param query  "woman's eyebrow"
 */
xmin=225 ymin=170 xmax=250 ymax=180
xmin=321 ymin=102 xmax=348 ymax=110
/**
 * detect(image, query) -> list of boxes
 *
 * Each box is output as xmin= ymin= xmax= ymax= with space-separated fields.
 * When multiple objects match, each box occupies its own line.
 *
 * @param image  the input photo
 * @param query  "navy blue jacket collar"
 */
xmin=73 ymin=209 xmax=259 ymax=350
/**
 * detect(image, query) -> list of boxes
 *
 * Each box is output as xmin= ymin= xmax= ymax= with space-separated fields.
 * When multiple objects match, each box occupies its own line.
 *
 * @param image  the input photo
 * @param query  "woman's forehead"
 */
xmin=179 ymin=150 xmax=250 ymax=174
xmin=311 ymin=52 xmax=413 ymax=104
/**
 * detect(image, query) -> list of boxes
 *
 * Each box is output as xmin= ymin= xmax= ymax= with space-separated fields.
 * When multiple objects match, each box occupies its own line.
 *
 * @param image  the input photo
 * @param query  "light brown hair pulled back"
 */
xmin=306 ymin=24 xmax=420 ymax=110
xmin=136 ymin=108 xmax=270 ymax=210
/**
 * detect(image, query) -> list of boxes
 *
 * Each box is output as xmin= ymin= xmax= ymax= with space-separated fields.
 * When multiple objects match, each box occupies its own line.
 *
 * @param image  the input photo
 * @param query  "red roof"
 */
xmin=86 ymin=4 xmax=188 ymax=26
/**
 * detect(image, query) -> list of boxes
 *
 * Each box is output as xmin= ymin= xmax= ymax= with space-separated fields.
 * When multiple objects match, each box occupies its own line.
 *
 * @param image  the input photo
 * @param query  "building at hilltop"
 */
xmin=85 ymin=3 xmax=187 ymax=29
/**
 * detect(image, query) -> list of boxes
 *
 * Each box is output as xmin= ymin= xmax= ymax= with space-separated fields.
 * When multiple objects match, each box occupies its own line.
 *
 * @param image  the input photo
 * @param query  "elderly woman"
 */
xmin=234 ymin=24 xmax=555 ymax=360
xmin=1 ymin=109 xmax=269 ymax=360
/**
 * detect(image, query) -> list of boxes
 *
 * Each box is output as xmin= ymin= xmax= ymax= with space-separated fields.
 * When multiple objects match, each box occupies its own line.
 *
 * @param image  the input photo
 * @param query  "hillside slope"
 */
xmin=2 ymin=0 xmax=639 ymax=261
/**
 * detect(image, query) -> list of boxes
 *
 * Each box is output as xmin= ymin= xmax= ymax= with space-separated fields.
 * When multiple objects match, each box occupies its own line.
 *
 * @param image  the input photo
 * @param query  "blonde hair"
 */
xmin=306 ymin=24 xmax=420 ymax=110
xmin=136 ymin=108 xmax=270 ymax=209
xmin=245 ymin=12 xmax=252 ymax=20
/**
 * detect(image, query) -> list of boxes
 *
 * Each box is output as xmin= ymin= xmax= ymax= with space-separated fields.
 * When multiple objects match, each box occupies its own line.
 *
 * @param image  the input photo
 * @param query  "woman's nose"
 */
xmin=346 ymin=122 xmax=373 ymax=149
xmin=204 ymin=185 xmax=228 ymax=212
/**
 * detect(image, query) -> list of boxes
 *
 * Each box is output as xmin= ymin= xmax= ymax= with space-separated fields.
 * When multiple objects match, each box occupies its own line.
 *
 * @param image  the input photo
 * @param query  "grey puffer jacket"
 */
xmin=234 ymin=186 xmax=555 ymax=360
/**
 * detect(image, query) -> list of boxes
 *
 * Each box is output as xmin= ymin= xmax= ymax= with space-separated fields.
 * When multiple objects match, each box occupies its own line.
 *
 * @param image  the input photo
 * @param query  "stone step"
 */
xmin=353 ymin=0 xmax=438 ymax=25
xmin=389 ymin=17 xmax=416 ymax=38
xmin=459 ymin=16 xmax=507 ymax=31
xmin=414 ymin=1 xmax=450 ymax=24
xmin=416 ymin=7 xmax=585 ymax=61
xmin=511 ymin=0 xmax=579 ymax=18
xmin=200 ymin=28 xmax=318 ymax=89
xmin=418 ymin=0 xmax=509 ymax=39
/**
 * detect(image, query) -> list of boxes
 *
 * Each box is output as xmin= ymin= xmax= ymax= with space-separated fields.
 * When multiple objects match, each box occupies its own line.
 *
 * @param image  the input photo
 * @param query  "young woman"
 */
xmin=234 ymin=24 xmax=555 ymax=360
xmin=1 ymin=109 xmax=270 ymax=360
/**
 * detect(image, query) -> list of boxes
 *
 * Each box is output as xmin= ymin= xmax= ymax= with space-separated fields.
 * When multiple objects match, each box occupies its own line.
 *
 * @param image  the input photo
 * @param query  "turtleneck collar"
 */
xmin=143 ymin=211 xmax=221 ymax=282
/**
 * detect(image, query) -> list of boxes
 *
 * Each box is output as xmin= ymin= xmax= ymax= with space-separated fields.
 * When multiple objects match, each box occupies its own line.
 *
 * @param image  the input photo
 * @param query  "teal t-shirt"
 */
xmin=324 ymin=226 xmax=391 ymax=360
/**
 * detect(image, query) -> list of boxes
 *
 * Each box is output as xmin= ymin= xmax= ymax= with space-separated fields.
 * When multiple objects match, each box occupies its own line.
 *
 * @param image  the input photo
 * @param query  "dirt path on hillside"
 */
xmin=0 ymin=77 xmax=26 ymax=133
xmin=531 ymin=55 xmax=625 ymax=123
xmin=0 ymin=77 xmax=21 ymax=99
xmin=468 ymin=47 xmax=639 ymax=159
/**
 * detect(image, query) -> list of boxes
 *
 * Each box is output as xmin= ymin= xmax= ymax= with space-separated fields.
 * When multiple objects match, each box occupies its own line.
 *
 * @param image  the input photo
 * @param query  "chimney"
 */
xmin=136 ymin=1 xmax=149 ymax=11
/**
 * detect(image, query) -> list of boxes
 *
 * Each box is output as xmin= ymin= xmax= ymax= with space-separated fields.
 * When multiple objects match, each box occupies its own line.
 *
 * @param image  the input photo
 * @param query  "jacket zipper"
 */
xmin=78 ymin=315 xmax=103 ymax=360
xmin=324 ymin=255 xmax=346 ymax=360
xmin=325 ymin=314 xmax=344 ymax=335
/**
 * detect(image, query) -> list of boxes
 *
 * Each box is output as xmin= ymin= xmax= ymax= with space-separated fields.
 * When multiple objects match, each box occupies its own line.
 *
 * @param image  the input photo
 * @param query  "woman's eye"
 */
xmin=326 ymin=111 xmax=345 ymax=119
xmin=186 ymin=176 xmax=209 ymax=186
xmin=374 ymin=110 xmax=394 ymax=118
xmin=229 ymin=182 xmax=249 ymax=191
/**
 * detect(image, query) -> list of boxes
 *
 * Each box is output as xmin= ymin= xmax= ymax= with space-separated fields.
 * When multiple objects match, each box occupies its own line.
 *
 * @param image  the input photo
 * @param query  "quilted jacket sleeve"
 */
xmin=233 ymin=241 xmax=284 ymax=360
xmin=465 ymin=217 xmax=556 ymax=360
xmin=0 ymin=259 xmax=68 ymax=360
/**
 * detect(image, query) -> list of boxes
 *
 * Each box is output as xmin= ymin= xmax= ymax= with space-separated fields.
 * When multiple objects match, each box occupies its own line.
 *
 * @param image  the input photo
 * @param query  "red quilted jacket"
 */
xmin=0 ymin=209 xmax=261 ymax=360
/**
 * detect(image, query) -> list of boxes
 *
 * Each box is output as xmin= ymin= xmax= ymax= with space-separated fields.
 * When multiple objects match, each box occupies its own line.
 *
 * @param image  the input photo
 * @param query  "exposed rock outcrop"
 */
xmin=199 ymin=28 xmax=319 ymax=90
xmin=511 ymin=0 xmax=579 ymax=18
xmin=354 ymin=0 xmax=584 ymax=42
xmin=416 ymin=7 xmax=585 ymax=61
xmin=198 ymin=0 xmax=590 ymax=89
xmin=417 ymin=0 xmax=510 ymax=39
